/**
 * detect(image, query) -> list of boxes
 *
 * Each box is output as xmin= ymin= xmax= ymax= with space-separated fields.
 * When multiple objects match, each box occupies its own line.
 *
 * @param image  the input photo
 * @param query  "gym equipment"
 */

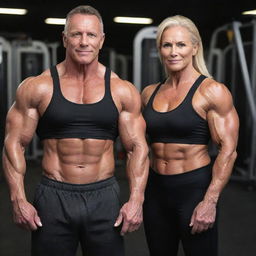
xmin=208 ymin=19 xmax=256 ymax=184
xmin=133 ymin=26 xmax=164 ymax=92
xmin=47 ymin=42 xmax=60 ymax=66
xmin=0 ymin=37 xmax=12 ymax=179
xmin=11 ymin=39 xmax=51 ymax=159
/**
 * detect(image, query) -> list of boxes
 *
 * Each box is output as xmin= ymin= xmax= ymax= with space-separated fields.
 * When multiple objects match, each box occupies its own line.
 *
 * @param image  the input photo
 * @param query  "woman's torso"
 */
xmin=142 ymin=75 xmax=211 ymax=175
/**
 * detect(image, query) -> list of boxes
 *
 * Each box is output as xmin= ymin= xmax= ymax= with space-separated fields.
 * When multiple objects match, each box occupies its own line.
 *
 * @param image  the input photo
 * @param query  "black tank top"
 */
xmin=142 ymin=75 xmax=210 ymax=144
xmin=36 ymin=66 xmax=119 ymax=141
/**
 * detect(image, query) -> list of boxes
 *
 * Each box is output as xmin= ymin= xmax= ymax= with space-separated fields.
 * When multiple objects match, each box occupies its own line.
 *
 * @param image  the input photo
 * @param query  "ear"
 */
xmin=62 ymin=31 xmax=67 ymax=48
xmin=99 ymin=33 xmax=105 ymax=50
xmin=192 ymin=43 xmax=198 ymax=56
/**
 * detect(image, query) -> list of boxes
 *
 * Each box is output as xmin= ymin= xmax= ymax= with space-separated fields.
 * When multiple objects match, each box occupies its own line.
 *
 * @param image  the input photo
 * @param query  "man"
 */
xmin=2 ymin=5 xmax=149 ymax=256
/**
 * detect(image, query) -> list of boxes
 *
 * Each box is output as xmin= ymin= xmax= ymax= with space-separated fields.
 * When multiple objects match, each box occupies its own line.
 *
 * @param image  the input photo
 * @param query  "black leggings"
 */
xmin=143 ymin=165 xmax=218 ymax=256
xmin=32 ymin=176 xmax=124 ymax=256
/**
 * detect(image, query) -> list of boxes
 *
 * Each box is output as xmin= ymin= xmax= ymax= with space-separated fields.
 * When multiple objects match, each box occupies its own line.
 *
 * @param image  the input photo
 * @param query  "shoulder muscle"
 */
xmin=141 ymin=84 xmax=158 ymax=107
xmin=199 ymin=79 xmax=234 ymax=115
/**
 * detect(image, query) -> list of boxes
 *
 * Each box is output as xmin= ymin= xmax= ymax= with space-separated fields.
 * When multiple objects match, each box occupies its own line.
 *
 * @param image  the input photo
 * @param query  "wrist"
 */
xmin=203 ymin=193 xmax=219 ymax=204
xmin=129 ymin=192 xmax=144 ymax=204
xmin=11 ymin=195 xmax=27 ymax=205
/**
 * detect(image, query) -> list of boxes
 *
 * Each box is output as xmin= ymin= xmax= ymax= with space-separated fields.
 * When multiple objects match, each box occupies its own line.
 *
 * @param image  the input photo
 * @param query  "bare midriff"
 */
xmin=41 ymin=138 xmax=115 ymax=184
xmin=150 ymin=143 xmax=211 ymax=175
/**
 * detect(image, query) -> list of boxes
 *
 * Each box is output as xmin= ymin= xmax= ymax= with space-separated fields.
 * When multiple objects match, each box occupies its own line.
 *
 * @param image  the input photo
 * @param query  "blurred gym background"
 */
xmin=1 ymin=1 xmax=256 ymax=255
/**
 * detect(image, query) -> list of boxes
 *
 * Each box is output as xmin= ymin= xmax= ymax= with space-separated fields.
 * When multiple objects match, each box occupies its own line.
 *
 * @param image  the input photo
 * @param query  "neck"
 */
xmin=166 ymin=68 xmax=200 ymax=88
xmin=61 ymin=58 xmax=104 ymax=81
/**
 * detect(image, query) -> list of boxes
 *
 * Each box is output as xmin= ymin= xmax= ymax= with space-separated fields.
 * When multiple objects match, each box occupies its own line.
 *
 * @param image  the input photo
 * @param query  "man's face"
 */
xmin=63 ymin=14 xmax=105 ymax=65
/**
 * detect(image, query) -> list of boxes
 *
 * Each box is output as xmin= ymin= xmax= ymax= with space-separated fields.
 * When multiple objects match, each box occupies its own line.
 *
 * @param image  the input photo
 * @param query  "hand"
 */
xmin=114 ymin=200 xmax=143 ymax=236
xmin=189 ymin=200 xmax=216 ymax=234
xmin=12 ymin=199 xmax=42 ymax=231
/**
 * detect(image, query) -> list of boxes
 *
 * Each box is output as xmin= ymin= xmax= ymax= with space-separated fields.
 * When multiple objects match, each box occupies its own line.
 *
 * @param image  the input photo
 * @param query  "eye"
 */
xmin=162 ymin=42 xmax=172 ymax=48
xmin=70 ymin=32 xmax=81 ymax=37
xmin=88 ymin=32 xmax=97 ymax=38
xmin=177 ymin=42 xmax=186 ymax=47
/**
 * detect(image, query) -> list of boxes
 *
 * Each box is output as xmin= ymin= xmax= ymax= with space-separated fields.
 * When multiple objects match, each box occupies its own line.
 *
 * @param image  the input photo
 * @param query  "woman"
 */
xmin=141 ymin=15 xmax=239 ymax=256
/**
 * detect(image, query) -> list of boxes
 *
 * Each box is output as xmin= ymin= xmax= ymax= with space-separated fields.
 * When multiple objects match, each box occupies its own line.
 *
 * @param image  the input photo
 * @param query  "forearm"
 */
xmin=2 ymin=142 xmax=27 ymax=203
xmin=204 ymin=148 xmax=237 ymax=203
xmin=126 ymin=144 xmax=149 ymax=203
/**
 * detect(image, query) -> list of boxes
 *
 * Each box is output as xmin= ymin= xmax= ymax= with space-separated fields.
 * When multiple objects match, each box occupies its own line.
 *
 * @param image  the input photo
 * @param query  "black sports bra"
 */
xmin=142 ymin=75 xmax=210 ymax=144
xmin=36 ymin=66 xmax=119 ymax=141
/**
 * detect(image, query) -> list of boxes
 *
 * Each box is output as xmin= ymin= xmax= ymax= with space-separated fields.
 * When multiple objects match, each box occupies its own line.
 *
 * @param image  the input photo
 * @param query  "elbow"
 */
xmin=4 ymin=137 xmax=25 ymax=156
xmin=3 ymin=138 xmax=11 ymax=155
xmin=126 ymin=142 xmax=149 ymax=160
xmin=142 ymin=143 xmax=149 ymax=157
xmin=226 ymin=143 xmax=238 ymax=162
xmin=219 ymin=146 xmax=237 ymax=164
xmin=231 ymin=150 xmax=237 ymax=162
xmin=139 ymin=142 xmax=149 ymax=160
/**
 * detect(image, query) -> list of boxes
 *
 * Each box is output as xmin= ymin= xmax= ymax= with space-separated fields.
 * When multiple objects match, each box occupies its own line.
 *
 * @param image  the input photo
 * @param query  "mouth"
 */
xmin=76 ymin=50 xmax=92 ymax=55
xmin=167 ymin=59 xmax=180 ymax=64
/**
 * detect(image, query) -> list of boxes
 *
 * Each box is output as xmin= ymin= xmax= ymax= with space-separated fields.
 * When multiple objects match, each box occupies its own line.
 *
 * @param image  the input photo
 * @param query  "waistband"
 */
xmin=149 ymin=164 xmax=212 ymax=186
xmin=40 ymin=175 xmax=117 ymax=192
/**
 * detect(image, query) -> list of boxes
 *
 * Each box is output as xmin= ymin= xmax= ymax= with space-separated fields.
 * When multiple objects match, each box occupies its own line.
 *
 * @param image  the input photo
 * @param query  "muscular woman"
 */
xmin=141 ymin=15 xmax=239 ymax=256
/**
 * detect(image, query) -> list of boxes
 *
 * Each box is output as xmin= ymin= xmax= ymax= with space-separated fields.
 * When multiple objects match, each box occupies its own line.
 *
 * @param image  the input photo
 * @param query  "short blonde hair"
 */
xmin=157 ymin=15 xmax=211 ymax=77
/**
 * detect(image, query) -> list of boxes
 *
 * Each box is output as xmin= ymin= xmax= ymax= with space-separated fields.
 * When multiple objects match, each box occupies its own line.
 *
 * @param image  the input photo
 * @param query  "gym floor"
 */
xmin=0 ymin=159 xmax=256 ymax=256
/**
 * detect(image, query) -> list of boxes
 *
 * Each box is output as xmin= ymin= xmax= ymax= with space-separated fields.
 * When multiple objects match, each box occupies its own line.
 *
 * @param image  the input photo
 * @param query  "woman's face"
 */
xmin=159 ymin=25 xmax=198 ymax=73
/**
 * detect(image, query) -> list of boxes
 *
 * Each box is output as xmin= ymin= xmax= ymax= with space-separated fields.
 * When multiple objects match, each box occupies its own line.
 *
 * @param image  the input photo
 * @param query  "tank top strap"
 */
xmin=187 ymin=74 xmax=207 ymax=98
xmin=49 ymin=65 xmax=61 ymax=94
xmin=148 ymin=80 xmax=165 ymax=106
xmin=104 ymin=67 xmax=111 ymax=96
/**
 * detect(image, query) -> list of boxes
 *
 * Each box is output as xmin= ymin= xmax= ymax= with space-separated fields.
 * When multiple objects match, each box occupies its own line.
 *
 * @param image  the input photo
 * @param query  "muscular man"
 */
xmin=2 ymin=5 xmax=149 ymax=256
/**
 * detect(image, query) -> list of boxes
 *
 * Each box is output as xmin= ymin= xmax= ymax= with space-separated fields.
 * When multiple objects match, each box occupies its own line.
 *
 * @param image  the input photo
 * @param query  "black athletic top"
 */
xmin=142 ymin=75 xmax=210 ymax=144
xmin=36 ymin=66 xmax=119 ymax=141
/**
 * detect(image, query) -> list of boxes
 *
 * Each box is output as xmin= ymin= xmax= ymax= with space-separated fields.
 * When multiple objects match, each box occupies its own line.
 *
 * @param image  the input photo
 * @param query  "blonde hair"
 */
xmin=156 ymin=15 xmax=211 ymax=77
xmin=64 ymin=5 xmax=104 ymax=34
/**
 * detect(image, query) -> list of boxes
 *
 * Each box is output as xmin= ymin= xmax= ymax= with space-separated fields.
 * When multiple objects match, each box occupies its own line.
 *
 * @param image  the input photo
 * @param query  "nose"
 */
xmin=80 ymin=34 xmax=88 ymax=46
xmin=170 ymin=46 xmax=177 ymax=57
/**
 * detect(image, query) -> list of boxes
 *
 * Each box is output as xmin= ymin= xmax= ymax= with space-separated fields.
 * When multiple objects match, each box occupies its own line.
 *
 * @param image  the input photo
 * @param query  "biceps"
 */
xmin=5 ymin=108 xmax=38 ymax=146
xmin=209 ymin=108 xmax=239 ymax=148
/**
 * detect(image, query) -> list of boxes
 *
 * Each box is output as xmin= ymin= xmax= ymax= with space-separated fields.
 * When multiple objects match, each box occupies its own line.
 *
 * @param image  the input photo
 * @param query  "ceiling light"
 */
xmin=242 ymin=10 xmax=256 ymax=15
xmin=0 ymin=8 xmax=27 ymax=15
xmin=45 ymin=18 xmax=66 ymax=25
xmin=114 ymin=16 xmax=153 ymax=24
